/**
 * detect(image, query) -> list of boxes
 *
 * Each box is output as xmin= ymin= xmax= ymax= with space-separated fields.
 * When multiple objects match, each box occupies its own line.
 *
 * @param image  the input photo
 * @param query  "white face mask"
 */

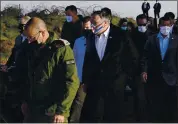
xmin=66 ymin=16 xmax=72 ymax=22
xmin=160 ymin=26 xmax=171 ymax=36
xmin=138 ymin=26 xmax=147 ymax=33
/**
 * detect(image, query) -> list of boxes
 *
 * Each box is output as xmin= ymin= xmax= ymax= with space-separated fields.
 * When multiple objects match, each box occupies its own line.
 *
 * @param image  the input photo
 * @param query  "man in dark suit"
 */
xmin=0 ymin=16 xmax=31 ymax=123
xmin=130 ymin=14 xmax=155 ymax=122
xmin=1 ymin=16 xmax=31 ymax=71
xmin=61 ymin=5 xmax=82 ymax=48
xmin=80 ymin=10 xmax=138 ymax=123
xmin=141 ymin=16 xmax=178 ymax=122
xmin=142 ymin=0 xmax=150 ymax=18
xmin=153 ymin=0 xmax=161 ymax=19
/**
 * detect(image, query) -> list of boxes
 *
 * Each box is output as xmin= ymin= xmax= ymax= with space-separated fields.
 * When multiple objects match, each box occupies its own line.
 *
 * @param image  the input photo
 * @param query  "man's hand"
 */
xmin=141 ymin=72 xmax=147 ymax=83
xmin=53 ymin=114 xmax=65 ymax=123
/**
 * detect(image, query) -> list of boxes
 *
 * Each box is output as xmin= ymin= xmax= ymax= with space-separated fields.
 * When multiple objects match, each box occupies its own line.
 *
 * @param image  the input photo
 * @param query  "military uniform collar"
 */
xmin=45 ymin=31 xmax=58 ymax=45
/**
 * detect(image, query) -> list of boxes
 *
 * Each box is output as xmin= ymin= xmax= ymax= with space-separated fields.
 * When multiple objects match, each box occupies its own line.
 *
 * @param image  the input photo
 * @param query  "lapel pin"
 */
xmin=109 ymin=36 xmax=112 ymax=39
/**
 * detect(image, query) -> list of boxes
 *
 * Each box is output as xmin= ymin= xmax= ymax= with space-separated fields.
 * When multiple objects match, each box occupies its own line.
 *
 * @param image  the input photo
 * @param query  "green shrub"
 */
xmin=112 ymin=16 xmax=120 ymax=26
xmin=2 ymin=16 xmax=19 ymax=28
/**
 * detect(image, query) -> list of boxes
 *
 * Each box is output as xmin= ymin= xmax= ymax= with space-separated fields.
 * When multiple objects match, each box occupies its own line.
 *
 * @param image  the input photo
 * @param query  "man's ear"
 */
xmin=104 ymin=21 xmax=107 ymax=26
xmin=40 ymin=30 xmax=45 ymax=37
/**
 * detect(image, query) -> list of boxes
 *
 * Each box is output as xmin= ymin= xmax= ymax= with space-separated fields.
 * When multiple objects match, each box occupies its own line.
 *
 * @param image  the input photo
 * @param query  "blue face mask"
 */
xmin=121 ymin=26 xmax=127 ymax=30
xmin=66 ymin=16 xmax=72 ymax=22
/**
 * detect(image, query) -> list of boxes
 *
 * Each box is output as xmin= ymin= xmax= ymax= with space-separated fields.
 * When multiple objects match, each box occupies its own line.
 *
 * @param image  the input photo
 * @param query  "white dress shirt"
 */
xmin=73 ymin=36 xmax=86 ymax=83
xmin=95 ymin=26 xmax=110 ymax=61
xmin=144 ymin=2 xmax=147 ymax=9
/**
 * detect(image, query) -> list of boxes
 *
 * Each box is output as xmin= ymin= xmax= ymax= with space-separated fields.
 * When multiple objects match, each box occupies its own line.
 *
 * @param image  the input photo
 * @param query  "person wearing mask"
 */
xmin=164 ymin=12 xmax=176 ymax=34
xmin=118 ymin=18 xmax=136 ymax=98
xmin=118 ymin=18 xmax=128 ymax=31
xmin=131 ymin=14 xmax=155 ymax=122
xmin=23 ymin=17 xmax=79 ymax=123
xmin=80 ymin=10 xmax=138 ymax=123
xmin=132 ymin=14 xmax=154 ymax=56
xmin=142 ymin=0 xmax=150 ymax=18
xmin=102 ymin=8 xmax=137 ymax=100
xmin=61 ymin=5 xmax=83 ymax=48
xmin=141 ymin=16 xmax=178 ymax=122
xmin=69 ymin=16 xmax=92 ymax=123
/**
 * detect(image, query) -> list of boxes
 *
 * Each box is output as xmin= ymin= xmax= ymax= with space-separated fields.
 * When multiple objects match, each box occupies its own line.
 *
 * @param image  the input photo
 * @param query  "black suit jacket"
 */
xmin=83 ymin=25 xmax=138 ymax=92
xmin=141 ymin=34 xmax=178 ymax=86
xmin=142 ymin=2 xmax=150 ymax=11
xmin=153 ymin=3 xmax=161 ymax=12
xmin=81 ymin=25 xmax=138 ymax=122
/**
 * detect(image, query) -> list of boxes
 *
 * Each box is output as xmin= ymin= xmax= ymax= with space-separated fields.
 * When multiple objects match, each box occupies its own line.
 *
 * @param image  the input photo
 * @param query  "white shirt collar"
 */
xmin=21 ymin=33 xmax=27 ymax=42
xmin=104 ymin=26 xmax=110 ymax=37
xmin=21 ymin=33 xmax=26 ymax=38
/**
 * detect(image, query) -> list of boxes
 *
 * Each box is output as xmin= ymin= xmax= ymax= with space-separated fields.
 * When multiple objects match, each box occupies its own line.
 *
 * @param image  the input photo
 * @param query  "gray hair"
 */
xmin=92 ymin=11 xmax=111 ymax=24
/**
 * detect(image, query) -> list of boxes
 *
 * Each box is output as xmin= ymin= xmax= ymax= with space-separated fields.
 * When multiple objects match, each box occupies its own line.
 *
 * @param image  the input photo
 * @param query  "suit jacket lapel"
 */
xmin=155 ymin=36 xmax=162 ymax=61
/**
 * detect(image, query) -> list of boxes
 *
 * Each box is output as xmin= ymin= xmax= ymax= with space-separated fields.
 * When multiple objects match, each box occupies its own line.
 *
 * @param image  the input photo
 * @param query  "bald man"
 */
xmin=23 ymin=17 xmax=79 ymax=123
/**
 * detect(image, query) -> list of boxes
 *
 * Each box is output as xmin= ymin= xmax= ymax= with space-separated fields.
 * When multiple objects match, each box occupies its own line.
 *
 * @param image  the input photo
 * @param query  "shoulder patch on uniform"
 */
xmin=58 ymin=38 xmax=70 ymax=46
xmin=66 ymin=59 xmax=75 ymax=65
xmin=51 ymin=39 xmax=70 ymax=49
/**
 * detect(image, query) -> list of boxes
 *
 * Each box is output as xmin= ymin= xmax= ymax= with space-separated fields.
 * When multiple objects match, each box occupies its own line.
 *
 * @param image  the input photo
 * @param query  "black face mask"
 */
xmin=18 ymin=24 xmax=25 ymax=33
xmin=83 ymin=29 xmax=92 ymax=37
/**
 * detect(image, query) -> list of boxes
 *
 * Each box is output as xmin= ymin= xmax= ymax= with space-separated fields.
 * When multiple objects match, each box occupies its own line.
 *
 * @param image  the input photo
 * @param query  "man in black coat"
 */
xmin=80 ymin=10 xmax=138 ymax=123
xmin=61 ymin=5 xmax=82 ymax=48
xmin=141 ymin=16 xmax=178 ymax=122
xmin=5 ymin=16 xmax=31 ymax=68
xmin=131 ymin=14 xmax=157 ymax=122
xmin=130 ymin=14 xmax=156 ymax=122
xmin=153 ymin=0 xmax=161 ymax=19
xmin=142 ymin=0 xmax=150 ymax=18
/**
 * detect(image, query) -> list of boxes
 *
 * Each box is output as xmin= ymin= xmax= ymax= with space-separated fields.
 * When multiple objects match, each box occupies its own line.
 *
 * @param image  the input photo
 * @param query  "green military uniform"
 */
xmin=26 ymin=32 xmax=80 ymax=123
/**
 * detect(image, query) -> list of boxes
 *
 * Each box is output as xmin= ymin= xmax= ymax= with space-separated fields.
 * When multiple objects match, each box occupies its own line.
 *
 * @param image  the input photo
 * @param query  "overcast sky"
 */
xmin=1 ymin=1 xmax=177 ymax=19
